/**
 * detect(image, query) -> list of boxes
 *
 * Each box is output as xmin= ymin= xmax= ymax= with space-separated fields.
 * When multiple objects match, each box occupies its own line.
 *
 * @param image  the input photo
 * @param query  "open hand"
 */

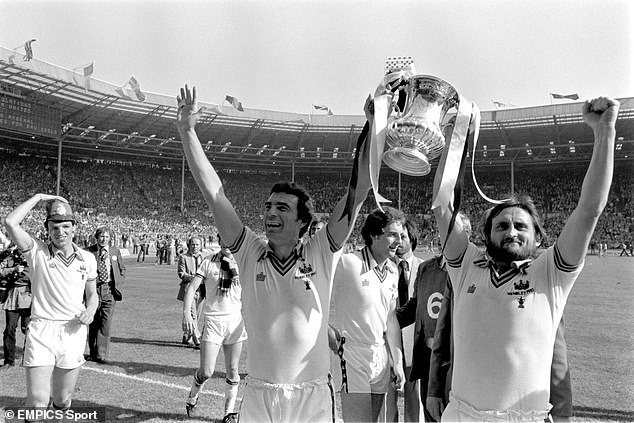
xmin=176 ymin=85 xmax=208 ymax=132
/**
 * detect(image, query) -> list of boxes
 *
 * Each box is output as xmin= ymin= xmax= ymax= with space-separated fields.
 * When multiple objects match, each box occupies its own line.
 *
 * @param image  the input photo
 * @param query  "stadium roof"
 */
xmin=1 ymin=45 xmax=633 ymax=172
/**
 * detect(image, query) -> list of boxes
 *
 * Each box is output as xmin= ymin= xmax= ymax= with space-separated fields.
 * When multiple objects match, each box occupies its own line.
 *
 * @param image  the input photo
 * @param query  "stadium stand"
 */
xmin=0 ymin=45 xmax=632 ymax=253
xmin=1 ymin=152 xmax=631 ymax=252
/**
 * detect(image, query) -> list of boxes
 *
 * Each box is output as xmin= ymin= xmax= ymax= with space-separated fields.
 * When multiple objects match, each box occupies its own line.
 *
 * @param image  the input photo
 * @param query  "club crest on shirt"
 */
xmin=507 ymin=279 xmax=534 ymax=308
xmin=467 ymin=284 xmax=476 ymax=294
xmin=507 ymin=279 xmax=534 ymax=296
xmin=295 ymin=262 xmax=316 ymax=279
xmin=256 ymin=272 xmax=266 ymax=282
xmin=517 ymin=296 xmax=526 ymax=309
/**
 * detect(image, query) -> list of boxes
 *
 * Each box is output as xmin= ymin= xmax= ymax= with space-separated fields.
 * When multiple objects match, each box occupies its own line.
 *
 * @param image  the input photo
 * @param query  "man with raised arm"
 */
xmin=431 ymin=97 xmax=619 ymax=421
xmin=176 ymin=85 xmax=376 ymax=422
xmin=4 ymin=195 xmax=98 ymax=419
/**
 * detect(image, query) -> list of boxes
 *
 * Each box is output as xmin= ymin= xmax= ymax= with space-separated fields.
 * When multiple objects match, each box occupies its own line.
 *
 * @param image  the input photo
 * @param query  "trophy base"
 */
xmin=382 ymin=147 xmax=431 ymax=176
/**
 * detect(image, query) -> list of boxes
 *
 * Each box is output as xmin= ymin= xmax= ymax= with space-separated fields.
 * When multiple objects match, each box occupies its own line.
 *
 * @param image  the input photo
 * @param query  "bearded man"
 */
xmin=432 ymin=97 xmax=619 ymax=421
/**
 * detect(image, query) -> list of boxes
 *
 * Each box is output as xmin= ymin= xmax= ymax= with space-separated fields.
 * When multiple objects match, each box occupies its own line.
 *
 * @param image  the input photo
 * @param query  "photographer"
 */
xmin=0 ymin=229 xmax=31 ymax=370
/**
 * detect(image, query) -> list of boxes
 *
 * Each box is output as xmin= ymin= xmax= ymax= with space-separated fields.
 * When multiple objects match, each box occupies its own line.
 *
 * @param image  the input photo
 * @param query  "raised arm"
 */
xmin=556 ymin=97 xmax=619 ymax=265
xmin=432 ymin=158 xmax=469 ymax=262
xmin=4 ymin=194 xmax=67 ymax=251
xmin=326 ymin=95 xmax=374 ymax=248
xmin=176 ymin=85 xmax=243 ymax=246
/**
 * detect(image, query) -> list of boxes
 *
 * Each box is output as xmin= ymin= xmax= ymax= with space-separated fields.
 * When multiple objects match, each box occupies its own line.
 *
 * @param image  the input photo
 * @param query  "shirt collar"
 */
xmin=362 ymin=246 xmax=396 ymax=274
xmin=48 ymin=242 xmax=85 ymax=261
xmin=257 ymin=240 xmax=304 ymax=262
xmin=474 ymin=252 xmax=532 ymax=274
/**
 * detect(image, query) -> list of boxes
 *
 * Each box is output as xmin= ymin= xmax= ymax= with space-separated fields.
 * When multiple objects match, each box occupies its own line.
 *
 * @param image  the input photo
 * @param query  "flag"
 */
xmin=115 ymin=77 xmax=146 ymax=102
xmin=72 ymin=63 xmax=94 ymax=91
xmin=225 ymin=95 xmax=244 ymax=112
xmin=127 ymin=77 xmax=146 ymax=102
xmin=23 ymin=39 xmax=36 ymax=61
xmin=491 ymin=100 xmax=516 ymax=109
xmin=551 ymin=93 xmax=579 ymax=100
xmin=313 ymin=104 xmax=333 ymax=116
xmin=83 ymin=63 xmax=94 ymax=77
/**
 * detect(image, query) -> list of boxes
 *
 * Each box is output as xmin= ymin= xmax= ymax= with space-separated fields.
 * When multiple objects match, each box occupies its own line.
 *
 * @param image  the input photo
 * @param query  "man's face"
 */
xmin=47 ymin=221 xmax=75 ymax=249
xmin=396 ymin=227 xmax=411 ymax=257
xmin=264 ymin=192 xmax=304 ymax=243
xmin=371 ymin=221 xmax=404 ymax=263
xmin=97 ymin=231 xmax=111 ymax=247
xmin=487 ymin=207 xmax=537 ymax=263
xmin=189 ymin=239 xmax=202 ymax=254
xmin=309 ymin=221 xmax=324 ymax=237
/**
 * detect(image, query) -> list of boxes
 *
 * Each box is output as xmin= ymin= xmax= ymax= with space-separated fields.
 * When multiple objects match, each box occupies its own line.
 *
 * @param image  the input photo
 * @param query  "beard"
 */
xmin=487 ymin=240 xmax=537 ymax=263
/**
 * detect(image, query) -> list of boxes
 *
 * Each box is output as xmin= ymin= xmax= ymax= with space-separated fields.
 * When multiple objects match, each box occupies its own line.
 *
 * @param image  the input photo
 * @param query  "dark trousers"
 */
xmin=88 ymin=285 xmax=116 ymax=361
xmin=137 ymin=245 xmax=146 ymax=262
xmin=417 ymin=345 xmax=434 ymax=422
xmin=3 ymin=308 xmax=31 ymax=364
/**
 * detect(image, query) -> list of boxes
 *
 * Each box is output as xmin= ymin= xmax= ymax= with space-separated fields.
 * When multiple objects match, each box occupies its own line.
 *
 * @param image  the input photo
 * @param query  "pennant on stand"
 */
xmin=313 ymin=104 xmax=333 ymax=116
xmin=116 ymin=77 xmax=146 ymax=102
xmin=225 ymin=95 xmax=244 ymax=111
xmin=73 ymin=63 xmax=94 ymax=92
xmin=551 ymin=93 xmax=579 ymax=100
xmin=23 ymin=39 xmax=36 ymax=61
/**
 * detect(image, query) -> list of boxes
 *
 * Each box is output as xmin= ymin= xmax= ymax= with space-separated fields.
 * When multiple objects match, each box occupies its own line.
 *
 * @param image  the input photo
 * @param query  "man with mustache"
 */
xmin=431 ymin=97 xmax=619 ymax=421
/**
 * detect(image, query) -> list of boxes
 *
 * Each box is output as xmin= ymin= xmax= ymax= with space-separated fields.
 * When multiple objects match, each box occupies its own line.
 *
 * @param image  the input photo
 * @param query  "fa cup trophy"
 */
xmin=383 ymin=75 xmax=459 ymax=176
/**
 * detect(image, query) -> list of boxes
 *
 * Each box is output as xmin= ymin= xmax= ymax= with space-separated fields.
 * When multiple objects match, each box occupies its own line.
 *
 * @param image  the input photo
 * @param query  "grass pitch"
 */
xmin=0 ymin=253 xmax=632 ymax=422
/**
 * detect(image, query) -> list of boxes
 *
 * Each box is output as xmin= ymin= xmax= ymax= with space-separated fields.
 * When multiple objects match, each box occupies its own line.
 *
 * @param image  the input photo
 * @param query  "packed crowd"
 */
xmin=1 ymin=152 xmax=632 ymax=251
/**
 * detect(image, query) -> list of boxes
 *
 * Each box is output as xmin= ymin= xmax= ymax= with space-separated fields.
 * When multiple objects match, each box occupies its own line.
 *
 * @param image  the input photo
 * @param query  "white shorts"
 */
xmin=442 ymin=392 xmax=551 ymax=422
xmin=201 ymin=314 xmax=247 ymax=345
xmin=340 ymin=339 xmax=390 ymax=394
xmin=239 ymin=375 xmax=335 ymax=423
xmin=23 ymin=319 xmax=87 ymax=369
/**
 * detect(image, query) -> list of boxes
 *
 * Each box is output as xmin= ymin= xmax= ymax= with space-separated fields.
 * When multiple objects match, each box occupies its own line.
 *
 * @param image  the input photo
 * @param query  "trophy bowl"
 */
xmin=384 ymin=75 xmax=459 ymax=176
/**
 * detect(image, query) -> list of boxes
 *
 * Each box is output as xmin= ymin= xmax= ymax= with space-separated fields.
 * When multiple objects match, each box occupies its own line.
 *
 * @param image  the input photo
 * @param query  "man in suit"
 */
xmin=396 ymin=213 xmax=470 ymax=421
xmin=386 ymin=217 xmax=425 ymax=422
xmin=87 ymin=226 xmax=126 ymax=364
xmin=177 ymin=236 xmax=206 ymax=347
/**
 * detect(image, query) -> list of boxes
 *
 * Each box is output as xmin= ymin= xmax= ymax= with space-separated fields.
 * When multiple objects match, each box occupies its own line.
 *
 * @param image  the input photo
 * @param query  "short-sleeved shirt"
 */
xmin=332 ymin=246 xmax=398 ymax=345
xmin=23 ymin=238 xmax=98 ymax=321
xmin=447 ymin=243 xmax=582 ymax=413
xmin=196 ymin=253 xmax=242 ymax=321
xmin=228 ymin=226 xmax=342 ymax=384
